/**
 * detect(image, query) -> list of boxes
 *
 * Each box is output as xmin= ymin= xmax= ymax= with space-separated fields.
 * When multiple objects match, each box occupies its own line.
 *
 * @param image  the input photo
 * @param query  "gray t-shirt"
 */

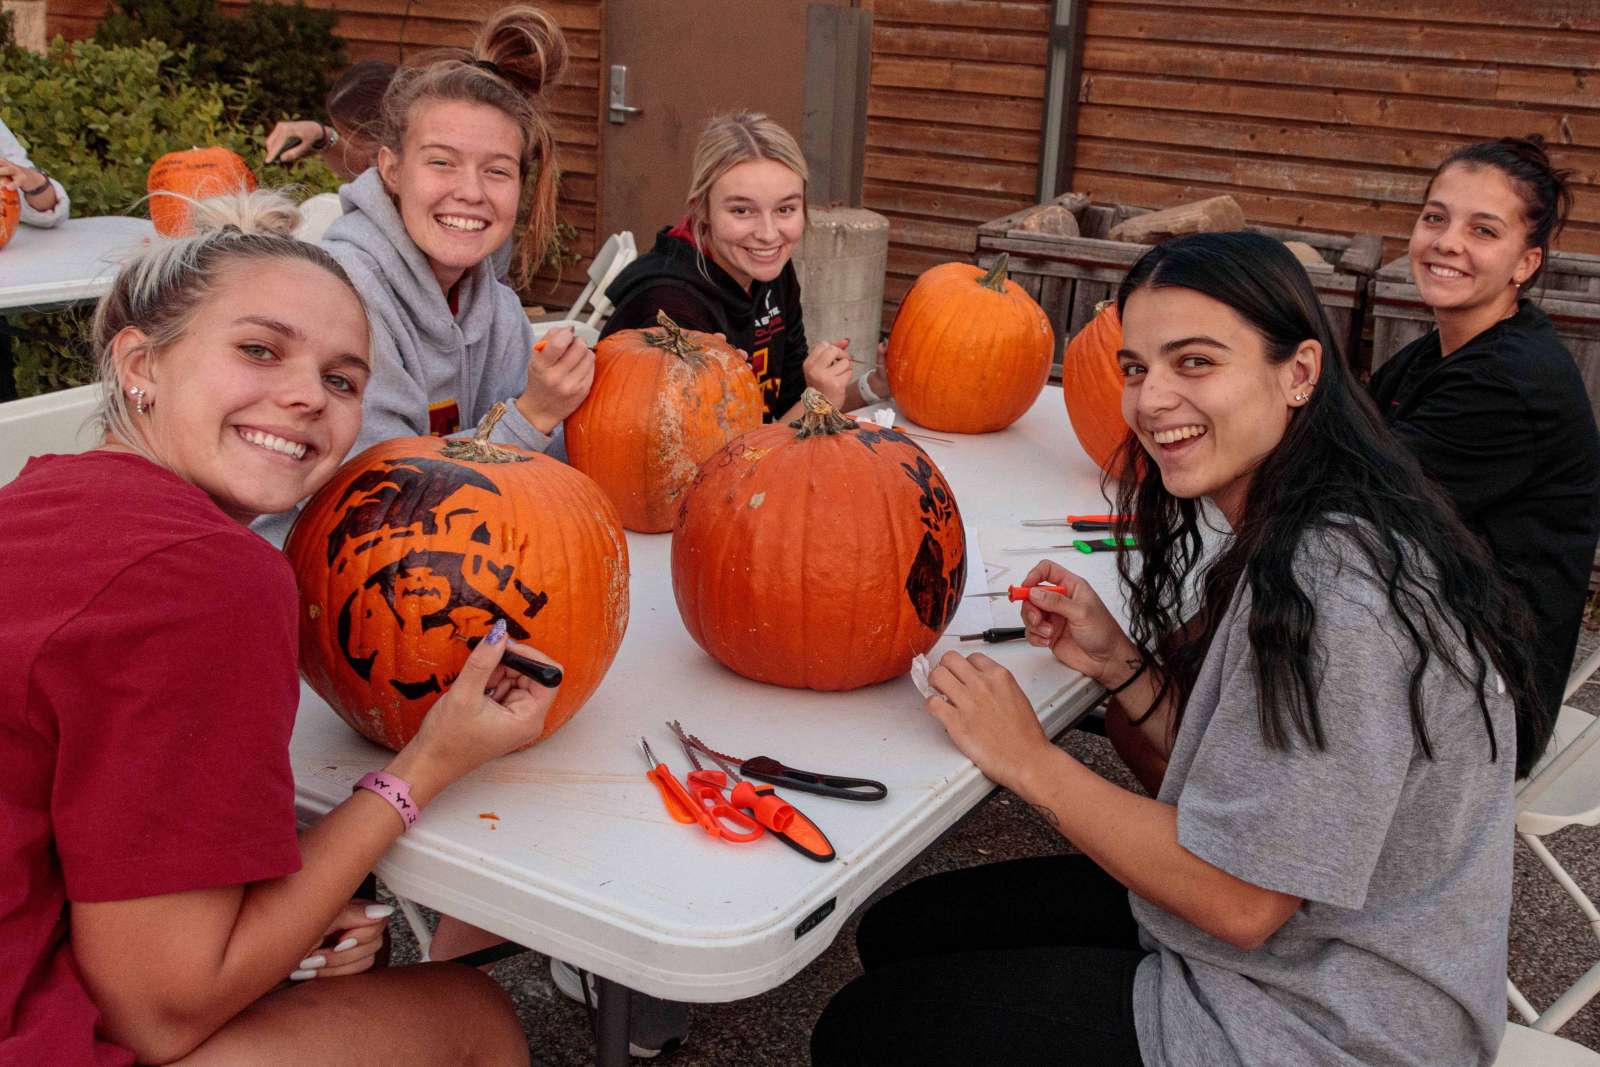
xmin=1132 ymin=530 xmax=1515 ymax=1067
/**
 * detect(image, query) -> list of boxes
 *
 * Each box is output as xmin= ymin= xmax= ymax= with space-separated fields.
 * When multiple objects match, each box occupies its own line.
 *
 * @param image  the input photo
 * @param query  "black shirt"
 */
xmin=1370 ymin=299 xmax=1600 ymax=765
xmin=601 ymin=226 xmax=809 ymax=422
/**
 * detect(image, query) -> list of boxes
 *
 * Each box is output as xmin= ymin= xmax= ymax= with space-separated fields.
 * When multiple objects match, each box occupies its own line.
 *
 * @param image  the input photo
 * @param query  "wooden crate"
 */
xmin=1371 ymin=251 xmax=1600 ymax=423
xmin=976 ymin=193 xmax=1384 ymax=377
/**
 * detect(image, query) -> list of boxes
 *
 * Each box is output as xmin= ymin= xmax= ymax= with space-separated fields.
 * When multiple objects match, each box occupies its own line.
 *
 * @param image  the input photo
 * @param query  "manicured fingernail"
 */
xmin=299 ymin=954 xmax=326 ymax=969
xmin=289 ymin=969 xmax=318 ymax=981
xmin=333 ymin=937 xmax=358 ymax=952
xmin=365 ymin=904 xmax=395 ymax=920
xmin=485 ymin=618 xmax=508 ymax=646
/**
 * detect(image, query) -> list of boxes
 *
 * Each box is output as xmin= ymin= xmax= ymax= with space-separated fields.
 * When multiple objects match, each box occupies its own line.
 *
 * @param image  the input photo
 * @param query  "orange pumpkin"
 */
xmin=886 ymin=253 xmax=1054 ymax=433
xmin=0 ymin=185 xmax=17 ymax=250
xmin=566 ymin=311 xmax=764 ymax=533
xmin=1062 ymin=300 xmax=1131 ymax=475
xmin=672 ymin=389 xmax=966 ymax=691
xmin=286 ymin=404 xmax=630 ymax=751
xmin=147 ymin=147 xmax=257 ymax=236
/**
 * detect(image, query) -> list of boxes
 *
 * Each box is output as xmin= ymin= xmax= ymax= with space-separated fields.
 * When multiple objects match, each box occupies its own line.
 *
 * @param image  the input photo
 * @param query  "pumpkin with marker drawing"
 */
xmin=566 ymin=310 xmax=764 ymax=533
xmin=671 ymin=389 xmax=967 ymax=691
xmin=147 ymin=147 xmax=257 ymax=236
xmin=0 ymin=186 xmax=17 ymax=250
xmin=1062 ymin=300 xmax=1131 ymax=476
xmin=286 ymin=404 xmax=629 ymax=751
xmin=886 ymin=253 xmax=1054 ymax=434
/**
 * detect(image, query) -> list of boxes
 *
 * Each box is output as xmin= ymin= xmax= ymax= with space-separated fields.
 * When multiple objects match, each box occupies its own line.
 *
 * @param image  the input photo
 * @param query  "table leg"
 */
xmin=594 ymin=974 xmax=632 ymax=1066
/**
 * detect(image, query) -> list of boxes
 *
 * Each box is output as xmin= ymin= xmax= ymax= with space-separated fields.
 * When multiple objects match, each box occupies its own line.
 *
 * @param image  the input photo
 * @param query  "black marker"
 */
xmin=465 ymin=635 xmax=563 ymax=688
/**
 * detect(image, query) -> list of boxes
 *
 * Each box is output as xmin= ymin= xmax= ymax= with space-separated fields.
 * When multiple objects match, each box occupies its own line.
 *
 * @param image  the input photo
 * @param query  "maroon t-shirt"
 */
xmin=0 ymin=452 xmax=302 ymax=1065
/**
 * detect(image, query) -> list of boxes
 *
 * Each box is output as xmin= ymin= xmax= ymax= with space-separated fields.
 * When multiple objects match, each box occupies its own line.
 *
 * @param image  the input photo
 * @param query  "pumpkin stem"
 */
xmin=439 ymin=401 xmax=533 ymax=463
xmin=644 ymin=309 xmax=705 ymax=362
xmin=977 ymin=253 xmax=1010 ymax=291
xmin=791 ymin=387 xmax=855 ymax=438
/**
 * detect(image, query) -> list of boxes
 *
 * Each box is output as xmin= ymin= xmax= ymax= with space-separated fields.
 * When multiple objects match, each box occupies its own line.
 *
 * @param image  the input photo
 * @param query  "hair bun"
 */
xmin=476 ymin=4 xmax=568 ymax=97
xmin=187 ymin=188 xmax=303 ymax=239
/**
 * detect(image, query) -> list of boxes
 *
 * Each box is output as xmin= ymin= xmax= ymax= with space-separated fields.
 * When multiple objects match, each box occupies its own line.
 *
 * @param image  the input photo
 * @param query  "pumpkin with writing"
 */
xmin=672 ymin=389 xmax=966 ymax=691
xmin=147 ymin=147 xmax=256 ymax=236
xmin=0 ymin=185 xmax=18 ymax=250
xmin=566 ymin=310 xmax=763 ymax=533
xmin=287 ymin=404 xmax=630 ymax=750
xmin=1062 ymin=300 xmax=1130 ymax=476
xmin=886 ymin=253 xmax=1054 ymax=434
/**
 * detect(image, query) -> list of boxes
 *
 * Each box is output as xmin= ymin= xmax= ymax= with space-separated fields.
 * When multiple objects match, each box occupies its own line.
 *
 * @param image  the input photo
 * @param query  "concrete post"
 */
xmin=2 ymin=0 xmax=47 ymax=53
xmin=794 ymin=207 xmax=889 ymax=369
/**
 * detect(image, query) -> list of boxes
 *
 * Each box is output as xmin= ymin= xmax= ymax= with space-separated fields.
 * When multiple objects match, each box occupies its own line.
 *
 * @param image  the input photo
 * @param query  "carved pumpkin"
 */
xmin=0 ymin=185 xmax=17 ymax=250
xmin=1062 ymin=300 xmax=1130 ymax=475
xmin=147 ymin=147 xmax=256 ymax=236
xmin=886 ymin=253 xmax=1054 ymax=433
xmin=286 ymin=405 xmax=630 ymax=751
xmin=566 ymin=311 xmax=763 ymax=533
xmin=672 ymin=389 xmax=966 ymax=691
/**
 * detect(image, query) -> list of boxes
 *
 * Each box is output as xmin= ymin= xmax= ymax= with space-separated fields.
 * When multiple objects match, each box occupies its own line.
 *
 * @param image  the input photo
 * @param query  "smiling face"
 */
xmin=703 ymin=158 xmax=805 ymax=292
xmin=379 ymin=98 xmax=523 ymax=294
xmin=1118 ymin=286 xmax=1318 ymax=524
xmin=1409 ymin=163 xmax=1541 ymax=323
xmin=116 ymin=258 xmax=371 ymax=524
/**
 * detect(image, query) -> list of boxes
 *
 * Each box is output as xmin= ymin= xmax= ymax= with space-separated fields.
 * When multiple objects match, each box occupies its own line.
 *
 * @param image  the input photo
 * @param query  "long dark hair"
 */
xmin=1109 ymin=232 xmax=1540 ymax=772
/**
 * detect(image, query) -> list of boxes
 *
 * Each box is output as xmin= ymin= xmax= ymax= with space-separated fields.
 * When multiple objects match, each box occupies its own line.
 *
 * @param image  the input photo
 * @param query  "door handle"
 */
xmin=609 ymin=64 xmax=643 ymax=124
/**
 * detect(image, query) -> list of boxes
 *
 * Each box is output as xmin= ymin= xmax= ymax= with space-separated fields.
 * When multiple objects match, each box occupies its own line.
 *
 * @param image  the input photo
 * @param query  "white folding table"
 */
xmin=0 ymin=216 xmax=157 ymax=310
xmin=288 ymin=387 xmax=1127 ymax=1063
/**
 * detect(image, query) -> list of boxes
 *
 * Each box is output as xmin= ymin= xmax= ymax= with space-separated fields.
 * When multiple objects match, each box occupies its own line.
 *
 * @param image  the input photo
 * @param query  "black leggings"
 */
xmin=811 ymin=855 xmax=1148 ymax=1066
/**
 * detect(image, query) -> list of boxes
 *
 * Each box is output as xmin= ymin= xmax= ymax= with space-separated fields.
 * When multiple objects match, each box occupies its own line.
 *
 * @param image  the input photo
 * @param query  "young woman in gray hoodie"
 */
xmin=254 ymin=5 xmax=590 ymax=549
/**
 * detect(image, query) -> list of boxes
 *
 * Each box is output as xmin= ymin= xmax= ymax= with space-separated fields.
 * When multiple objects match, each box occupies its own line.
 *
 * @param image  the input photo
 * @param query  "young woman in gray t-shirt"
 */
xmin=812 ymin=232 xmax=1536 ymax=1067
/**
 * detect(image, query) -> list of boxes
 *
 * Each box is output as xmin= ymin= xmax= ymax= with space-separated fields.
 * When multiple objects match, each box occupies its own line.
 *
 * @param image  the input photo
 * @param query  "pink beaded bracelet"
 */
xmin=354 ymin=771 xmax=419 ymax=830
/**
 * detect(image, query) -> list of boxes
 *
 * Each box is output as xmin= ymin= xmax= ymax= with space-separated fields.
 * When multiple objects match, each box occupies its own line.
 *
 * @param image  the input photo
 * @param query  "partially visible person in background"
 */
xmin=0 ymin=115 xmax=69 ymax=226
xmin=264 ymin=58 xmax=396 ymax=182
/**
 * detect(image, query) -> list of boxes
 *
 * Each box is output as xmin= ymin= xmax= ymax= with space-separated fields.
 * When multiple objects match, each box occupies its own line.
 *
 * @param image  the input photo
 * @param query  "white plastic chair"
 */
xmin=0 ymin=383 xmax=101 ymax=485
xmin=1493 ymin=1021 xmax=1600 ymax=1065
xmin=1507 ymin=643 xmax=1600 ymax=1034
xmin=563 ymin=230 xmax=637 ymax=330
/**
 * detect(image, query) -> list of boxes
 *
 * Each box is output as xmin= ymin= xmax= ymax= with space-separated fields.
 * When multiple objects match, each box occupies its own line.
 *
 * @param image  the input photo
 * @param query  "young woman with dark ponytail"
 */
xmin=813 ymin=232 xmax=1535 ymax=1067
xmin=1370 ymin=134 xmax=1600 ymax=771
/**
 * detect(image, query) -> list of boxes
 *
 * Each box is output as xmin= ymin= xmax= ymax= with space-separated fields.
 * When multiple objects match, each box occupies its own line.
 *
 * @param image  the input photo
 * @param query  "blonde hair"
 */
xmin=379 ymin=4 xmax=567 ymax=290
xmin=92 ymin=188 xmax=364 ymax=463
xmin=685 ymin=111 xmax=810 ymax=262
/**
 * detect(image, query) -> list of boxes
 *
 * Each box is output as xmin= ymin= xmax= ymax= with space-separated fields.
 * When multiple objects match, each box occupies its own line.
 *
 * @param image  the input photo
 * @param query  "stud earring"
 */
xmin=128 ymin=386 xmax=149 ymax=415
xmin=1294 ymin=386 xmax=1314 ymax=404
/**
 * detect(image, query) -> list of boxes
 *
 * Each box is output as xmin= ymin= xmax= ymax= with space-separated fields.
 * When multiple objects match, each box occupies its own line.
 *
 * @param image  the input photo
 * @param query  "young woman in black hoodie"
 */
xmin=601 ymin=111 xmax=889 ymax=422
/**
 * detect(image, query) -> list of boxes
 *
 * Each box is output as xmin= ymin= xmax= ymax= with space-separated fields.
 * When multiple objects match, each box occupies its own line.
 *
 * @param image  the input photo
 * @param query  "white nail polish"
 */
xmin=299 ymin=955 xmax=326 ymax=969
xmin=289 ymin=969 xmax=318 ymax=981
xmin=333 ymin=937 xmax=358 ymax=952
xmin=364 ymin=904 xmax=395 ymax=920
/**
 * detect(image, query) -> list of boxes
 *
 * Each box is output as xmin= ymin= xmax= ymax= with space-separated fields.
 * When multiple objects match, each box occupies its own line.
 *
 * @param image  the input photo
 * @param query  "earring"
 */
xmin=1294 ymin=385 xmax=1314 ymax=403
xmin=128 ymin=386 xmax=149 ymax=415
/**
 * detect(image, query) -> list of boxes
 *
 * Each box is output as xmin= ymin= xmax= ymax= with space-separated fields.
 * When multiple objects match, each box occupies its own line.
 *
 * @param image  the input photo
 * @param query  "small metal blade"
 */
xmin=965 ymin=591 xmax=1011 ymax=599
xmin=1020 ymin=518 xmax=1071 ymax=527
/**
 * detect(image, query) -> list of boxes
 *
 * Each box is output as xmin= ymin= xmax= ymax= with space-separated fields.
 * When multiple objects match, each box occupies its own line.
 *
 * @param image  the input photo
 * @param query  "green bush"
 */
xmin=0 ymin=36 xmax=338 ymax=397
xmin=95 ymin=0 xmax=346 ymax=129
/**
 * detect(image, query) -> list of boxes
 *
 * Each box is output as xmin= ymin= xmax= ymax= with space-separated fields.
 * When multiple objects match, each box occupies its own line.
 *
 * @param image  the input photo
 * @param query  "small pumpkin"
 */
xmin=672 ymin=389 xmax=967 ymax=691
xmin=287 ymin=404 xmax=630 ymax=751
xmin=0 ymin=185 xmax=17 ymax=250
xmin=566 ymin=310 xmax=764 ymax=533
xmin=886 ymin=253 xmax=1054 ymax=433
xmin=1062 ymin=300 xmax=1130 ymax=475
xmin=147 ymin=147 xmax=257 ymax=236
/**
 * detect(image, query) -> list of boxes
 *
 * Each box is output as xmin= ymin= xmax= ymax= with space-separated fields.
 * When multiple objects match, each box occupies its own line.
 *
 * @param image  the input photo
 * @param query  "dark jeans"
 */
xmin=811 ymin=855 xmax=1148 ymax=1066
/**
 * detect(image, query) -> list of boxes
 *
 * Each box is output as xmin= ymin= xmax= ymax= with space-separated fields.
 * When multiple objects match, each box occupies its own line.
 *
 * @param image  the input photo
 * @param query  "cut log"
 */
xmin=1015 ymin=204 xmax=1080 ymax=237
xmin=1107 ymin=195 xmax=1246 ymax=243
xmin=1283 ymin=240 xmax=1326 ymax=266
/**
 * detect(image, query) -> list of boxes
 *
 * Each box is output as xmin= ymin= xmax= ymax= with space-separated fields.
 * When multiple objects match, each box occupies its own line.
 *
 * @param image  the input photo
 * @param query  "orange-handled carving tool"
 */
xmin=965 ymin=584 xmax=1069 ymax=602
